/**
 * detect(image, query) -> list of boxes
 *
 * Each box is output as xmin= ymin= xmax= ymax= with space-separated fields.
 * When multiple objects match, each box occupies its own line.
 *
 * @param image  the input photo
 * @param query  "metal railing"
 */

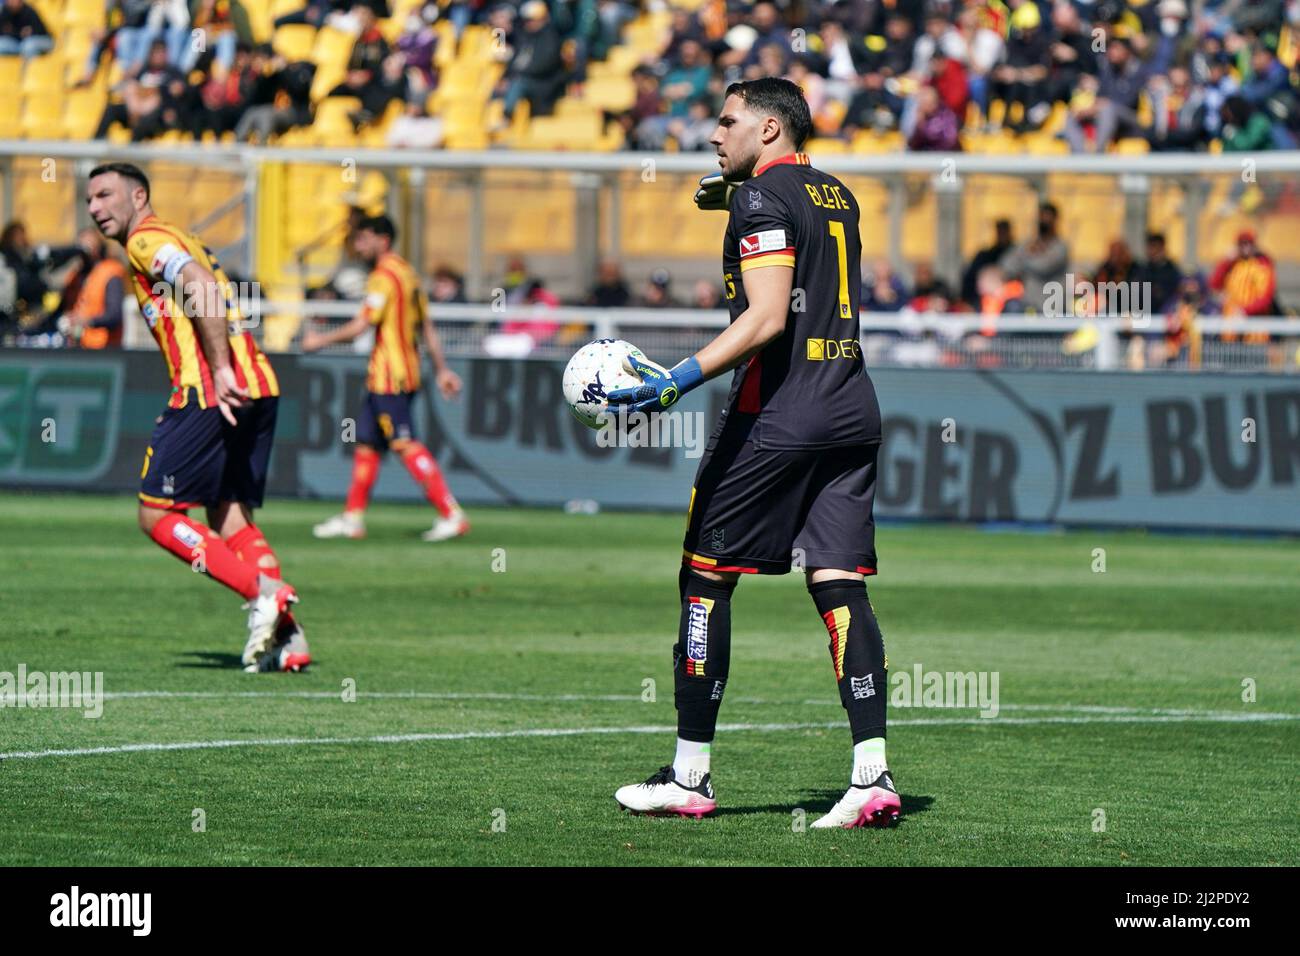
xmin=4 ymin=141 xmax=1300 ymax=303
xmin=33 ymin=298 xmax=1285 ymax=373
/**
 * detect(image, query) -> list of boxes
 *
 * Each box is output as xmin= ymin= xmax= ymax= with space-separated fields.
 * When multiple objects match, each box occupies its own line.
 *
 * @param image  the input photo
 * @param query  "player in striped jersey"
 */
xmin=303 ymin=215 xmax=468 ymax=542
xmin=87 ymin=162 xmax=308 ymax=674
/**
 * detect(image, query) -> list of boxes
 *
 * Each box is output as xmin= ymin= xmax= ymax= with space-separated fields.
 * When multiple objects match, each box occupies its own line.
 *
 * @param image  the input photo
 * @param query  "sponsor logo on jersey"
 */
xmin=850 ymin=674 xmax=876 ymax=700
xmin=711 ymin=680 xmax=725 ymax=701
xmin=739 ymin=229 xmax=788 ymax=258
xmin=161 ymin=474 xmax=175 ymax=496
xmin=365 ymin=291 xmax=387 ymax=310
xmin=141 ymin=299 xmax=160 ymax=329
xmin=747 ymin=188 xmax=762 ymax=210
xmin=806 ymin=338 xmax=862 ymax=361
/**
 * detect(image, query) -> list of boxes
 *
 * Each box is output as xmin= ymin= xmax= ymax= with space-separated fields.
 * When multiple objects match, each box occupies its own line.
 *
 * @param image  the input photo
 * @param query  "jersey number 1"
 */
xmin=827 ymin=221 xmax=852 ymax=319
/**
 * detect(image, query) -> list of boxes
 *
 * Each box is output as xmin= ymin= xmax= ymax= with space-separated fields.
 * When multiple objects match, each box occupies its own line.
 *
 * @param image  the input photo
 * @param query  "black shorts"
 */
xmin=139 ymin=392 xmax=278 ymax=510
xmin=682 ymin=435 xmax=880 ymax=576
xmin=356 ymin=391 xmax=416 ymax=451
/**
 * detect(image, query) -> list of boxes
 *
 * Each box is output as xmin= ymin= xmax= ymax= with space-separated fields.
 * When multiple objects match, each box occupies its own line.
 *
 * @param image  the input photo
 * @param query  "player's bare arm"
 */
xmin=301 ymin=309 xmax=371 ymax=352
xmin=420 ymin=300 xmax=462 ymax=399
xmin=177 ymin=259 xmax=248 ymax=426
xmin=694 ymin=265 xmax=792 ymax=378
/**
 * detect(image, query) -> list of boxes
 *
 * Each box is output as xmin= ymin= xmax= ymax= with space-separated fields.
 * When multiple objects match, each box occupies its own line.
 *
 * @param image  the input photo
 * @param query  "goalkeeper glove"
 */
xmin=693 ymin=172 xmax=734 ymax=211
xmin=604 ymin=353 xmax=704 ymax=416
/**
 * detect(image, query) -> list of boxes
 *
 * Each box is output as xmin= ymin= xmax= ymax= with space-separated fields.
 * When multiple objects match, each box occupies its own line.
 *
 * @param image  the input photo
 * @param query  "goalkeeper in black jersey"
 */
xmin=607 ymin=78 xmax=899 ymax=828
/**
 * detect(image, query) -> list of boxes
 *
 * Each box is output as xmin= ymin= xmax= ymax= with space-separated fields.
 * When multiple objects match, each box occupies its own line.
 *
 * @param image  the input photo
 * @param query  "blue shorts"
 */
xmin=356 ymin=391 xmax=416 ymax=451
xmin=139 ymin=392 xmax=279 ymax=510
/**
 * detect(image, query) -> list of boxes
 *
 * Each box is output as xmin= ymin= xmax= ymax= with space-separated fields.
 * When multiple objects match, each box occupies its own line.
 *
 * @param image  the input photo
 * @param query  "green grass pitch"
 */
xmin=0 ymin=492 xmax=1295 ymax=866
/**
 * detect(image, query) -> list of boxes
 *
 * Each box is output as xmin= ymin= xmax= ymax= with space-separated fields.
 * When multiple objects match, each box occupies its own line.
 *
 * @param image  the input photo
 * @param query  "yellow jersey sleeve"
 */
xmin=126 ymin=225 xmax=196 ymax=288
xmin=361 ymin=271 xmax=392 ymax=326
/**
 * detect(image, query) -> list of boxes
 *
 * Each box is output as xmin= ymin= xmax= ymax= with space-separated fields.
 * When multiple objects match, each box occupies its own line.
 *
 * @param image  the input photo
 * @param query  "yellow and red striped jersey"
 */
xmin=361 ymin=252 xmax=426 ymax=395
xmin=125 ymin=215 xmax=279 ymax=408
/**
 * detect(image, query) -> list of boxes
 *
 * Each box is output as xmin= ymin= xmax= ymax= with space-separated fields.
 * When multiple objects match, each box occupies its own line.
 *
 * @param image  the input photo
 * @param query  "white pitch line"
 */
xmin=1 ymin=712 xmax=1296 ymax=762
xmin=34 ymin=689 xmax=1296 ymax=722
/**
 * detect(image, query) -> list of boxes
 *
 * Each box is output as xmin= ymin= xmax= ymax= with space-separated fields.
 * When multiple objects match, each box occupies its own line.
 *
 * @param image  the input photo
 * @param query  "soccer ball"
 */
xmin=563 ymin=338 xmax=646 ymax=429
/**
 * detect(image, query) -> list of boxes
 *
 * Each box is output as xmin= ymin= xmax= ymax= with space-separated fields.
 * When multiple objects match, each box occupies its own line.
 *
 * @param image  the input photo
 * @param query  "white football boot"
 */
xmin=421 ymin=510 xmax=470 ymax=542
xmin=247 ymin=612 xmax=312 ymax=673
xmin=614 ymin=765 xmax=717 ymax=818
xmin=810 ymin=770 xmax=902 ymax=829
xmin=312 ymin=512 xmax=365 ymax=539
xmin=241 ymin=580 xmax=299 ymax=671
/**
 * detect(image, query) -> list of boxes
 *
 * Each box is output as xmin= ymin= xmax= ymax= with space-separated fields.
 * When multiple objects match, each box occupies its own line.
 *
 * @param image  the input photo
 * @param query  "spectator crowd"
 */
xmin=615 ymin=0 xmax=1297 ymax=155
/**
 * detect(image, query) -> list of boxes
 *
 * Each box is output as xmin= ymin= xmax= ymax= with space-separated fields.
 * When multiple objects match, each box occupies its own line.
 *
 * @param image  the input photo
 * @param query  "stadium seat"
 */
xmin=805 ymin=137 xmax=848 ymax=155
xmin=60 ymin=26 xmax=93 ymax=69
xmin=21 ymin=54 xmax=66 ymax=96
xmin=22 ymin=95 xmax=65 ymax=139
xmin=310 ymin=96 xmax=362 ymax=146
xmin=273 ymin=25 xmax=316 ymax=63
xmin=312 ymin=25 xmax=354 ymax=71
xmin=1112 ymin=138 xmax=1150 ymax=156
xmin=30 ymin=0 xmax=62 ymax=29
xmin=0 ymin=57 xmax=21 ymax=94
xmin=1024 ymin=133 xmax=1069 ymax=155
xmin=524 ymin=111 xmax=604 ymax=150
xmin=581 ymin=75 xmax=635 ymax=113
xmin=0 ymin=98 xmax=21 ymax=139
xmin=64 ymin=0 xmax=105 ymax=29
xmin=246 ymin=3 xmax=273 ymax=43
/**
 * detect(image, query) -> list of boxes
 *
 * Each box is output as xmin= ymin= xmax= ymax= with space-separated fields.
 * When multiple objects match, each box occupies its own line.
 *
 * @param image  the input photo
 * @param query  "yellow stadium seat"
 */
xmin=0 ymin=57 xmax=21 ymax=92
xmin=61 ymin=26 xmax=93 ymax=65
xmin=246 ymin=3 xmax=273 ymax=43
xmin=434 ymin=21 xmax=456 ymax=68
xmin=272 ymin=24 xmax=316 ymax=62
xmin=64 ymin=0 xmax=105 ymax=29
xmin=521 ymin=112 xmax=603 ymax=150
xmin=22 ymin=55 xmax=66 ymax=95
xmin=1112 ymin=137 xmax=1150 ymax=156
xmin=63 ymin=88 xmax=101 ymax=139
xmin=0 ymin=98 xmax=20 ymax=139
xmin=1025 ymin=134 xmax=1069 ymax=155
xmin=313 ymin=25 xmax=354 ymax=69
xmin=805 ymin=137 xmax=848 ymax=155
xmin=582 ymin=75 xmax=635 ymax=112
xmin=30 ymin=0 xmax=62 ymax=29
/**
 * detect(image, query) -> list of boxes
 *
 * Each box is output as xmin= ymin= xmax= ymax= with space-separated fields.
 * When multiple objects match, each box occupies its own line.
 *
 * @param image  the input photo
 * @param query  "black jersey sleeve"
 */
xmin=728 ymin=182 xmax=798 ymax=276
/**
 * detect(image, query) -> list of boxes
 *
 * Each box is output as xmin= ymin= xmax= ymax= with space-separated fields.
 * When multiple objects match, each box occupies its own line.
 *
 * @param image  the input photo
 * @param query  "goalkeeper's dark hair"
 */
xmin=359 ymin=214 xmax=397 ymax=242
xmin=88 ymin=162 xmax=151 ymax=201
xmin=724 ymin=77 xmax=812 ymax=150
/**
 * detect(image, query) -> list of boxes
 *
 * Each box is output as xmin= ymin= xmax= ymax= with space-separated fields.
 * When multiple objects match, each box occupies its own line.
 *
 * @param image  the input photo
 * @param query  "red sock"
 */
xmin=401 ymin=442 xmax=458 ymax=517
xmin=226 ymin=523 xmax=281 ymax=580
xmin=149 ymin=512 xmax=260 ymax=600
xmin=345 ymin=446 xmax=381 ymax=513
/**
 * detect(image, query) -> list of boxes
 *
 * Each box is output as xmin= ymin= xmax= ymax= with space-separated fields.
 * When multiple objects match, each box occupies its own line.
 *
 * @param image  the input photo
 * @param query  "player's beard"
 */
xmin=723 ymin=142 xmax=762 ymax=182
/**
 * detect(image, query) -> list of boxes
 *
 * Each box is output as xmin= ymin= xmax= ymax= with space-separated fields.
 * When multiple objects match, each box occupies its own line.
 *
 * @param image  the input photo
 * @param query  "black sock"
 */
xmin=808 ymin=579 xmax=887 ymax=745
xmin=673 ymin=570 xmax=736 ymax=743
